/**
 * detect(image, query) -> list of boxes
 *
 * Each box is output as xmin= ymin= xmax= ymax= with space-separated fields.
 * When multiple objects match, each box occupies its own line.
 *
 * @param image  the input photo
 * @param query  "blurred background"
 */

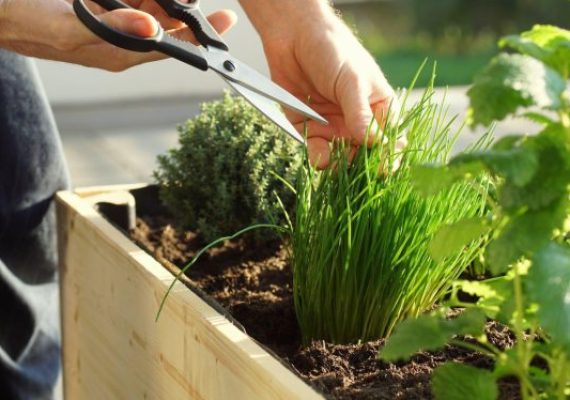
xmin=38 ymin=0 xmax=570 ymax=188
xmin=340 ymin=0 xmax=570 ymax=87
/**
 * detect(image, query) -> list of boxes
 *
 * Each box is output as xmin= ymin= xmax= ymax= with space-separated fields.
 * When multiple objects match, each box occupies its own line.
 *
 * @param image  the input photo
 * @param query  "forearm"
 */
xmin=238 ymin=0 xmax=338 ymax=39
xmin=0 ymin=1 xmax=8 ymax=24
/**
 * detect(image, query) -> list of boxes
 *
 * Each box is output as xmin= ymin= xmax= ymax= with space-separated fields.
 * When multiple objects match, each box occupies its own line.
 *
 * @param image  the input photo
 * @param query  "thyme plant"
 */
xmin=292 ymin=81 xmax=490 ymax=344
xmin=154 ymin=92 xmax=301 ymax=244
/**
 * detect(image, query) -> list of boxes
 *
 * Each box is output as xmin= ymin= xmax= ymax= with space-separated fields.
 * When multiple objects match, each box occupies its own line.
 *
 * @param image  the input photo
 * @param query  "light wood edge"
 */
xmin=56 ymin=187 xmax=323 ymax=400
xmin=73 ymin=183 xmax=148 ymax=198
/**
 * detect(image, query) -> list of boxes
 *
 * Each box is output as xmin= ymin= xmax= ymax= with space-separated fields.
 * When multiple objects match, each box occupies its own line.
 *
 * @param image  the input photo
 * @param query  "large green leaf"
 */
xmin=528 ymin=242 xmax=570 ymax=353
xmin=486 ymin=197 xmax=569 ymax=274
xmin=451 ymin=144 xmax=538 ymax=188
xmin=467 ymin=53 xmax=566 ymax=126
xmin=498 ymin=125 xmax=570 ymax=211
xmin=522 ymin=112 xmax=556 ymax=126
xmin=430 ymin=218 xmax=489 ymax=262
xmin=432 ymin=363 xmax=498 ymax=400
xmin=412 ymin=162 xmax=484 ymax=196
xmin=455 ymin=279 xmax=513 ymax=322
xmin=379 ymin=309 xmax=486 ymax=362
xmin=500 ymin=25 xmax=570 ymax=78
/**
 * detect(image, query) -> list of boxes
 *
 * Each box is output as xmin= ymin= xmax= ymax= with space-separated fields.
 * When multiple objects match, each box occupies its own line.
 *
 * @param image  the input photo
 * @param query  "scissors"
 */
xmin=73 ymin=0 xmax=328 ymax=144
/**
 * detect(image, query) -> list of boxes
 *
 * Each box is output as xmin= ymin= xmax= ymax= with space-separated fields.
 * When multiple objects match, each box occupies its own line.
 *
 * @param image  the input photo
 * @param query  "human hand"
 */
xmin=240 ymin=0 xmax=404 ymax=169
xmin=0 ymin=0 xmax=236 ymax=71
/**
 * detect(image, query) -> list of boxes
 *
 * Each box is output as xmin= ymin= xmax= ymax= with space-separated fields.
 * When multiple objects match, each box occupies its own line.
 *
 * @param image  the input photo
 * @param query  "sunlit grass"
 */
xmin=291 ymin=80 xmax=490 ymax=344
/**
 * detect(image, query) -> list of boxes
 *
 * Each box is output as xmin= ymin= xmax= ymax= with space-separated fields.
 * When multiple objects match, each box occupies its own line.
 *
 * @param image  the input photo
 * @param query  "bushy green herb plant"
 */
xmin=154 ymin=92 xmax=302 ymax=244
xmin=291 ymin=79 xmax=490 ymax=344
xmin=380 ymin=25 xmax=570 ymax=400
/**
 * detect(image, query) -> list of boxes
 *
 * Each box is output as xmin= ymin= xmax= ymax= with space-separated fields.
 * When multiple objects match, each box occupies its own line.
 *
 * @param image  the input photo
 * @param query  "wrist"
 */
xmin=239 ymin=0 xmax=337 ymax=40
xmin=0 ymin=1 xmax=9 ymax=39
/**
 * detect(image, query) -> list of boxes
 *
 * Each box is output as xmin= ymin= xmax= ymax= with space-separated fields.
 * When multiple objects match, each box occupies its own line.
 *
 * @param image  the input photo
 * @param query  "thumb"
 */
xmin=61 ymin=8 xmax=158 ymax=50
xmin=98 ymin=8 xmax=158 ymax=38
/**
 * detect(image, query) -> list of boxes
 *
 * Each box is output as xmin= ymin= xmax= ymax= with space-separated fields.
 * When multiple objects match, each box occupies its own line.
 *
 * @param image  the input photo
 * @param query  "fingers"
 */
xmin=337 ymin=75 xmax=397 ymax=148
xmin=58 ymin=2 xmax=237 ymax=50
xmin=306 ymin=131 xmax=406 ymax=173
xmin=168 ymin=10 xmax=237 ymax=45
xmin=129 ymin=0 xmax=185 ymax=29
xmin=99 ymin=8 xmax=158 ymax=37
xmin=391 ymin=135 xmax=408 ymax=172
xmin=205 ymin=9 xmax=238 ymax=36
xmin=53 ymin=7 xmax=236 ymax=71
xmin=302 ymin=94 xmax=401 ymax=170
xmin=337 ymin=76 xmax=377 ymax=146
xmin=55 ymin=8 xmax=158 ymax=52
xmin=324 ymin=50 xmax=394 ymax=142
xmin=307 ymin=137 xmax=331 ymax=170
xmin=303 ymin=69 xmax=398 ymax=169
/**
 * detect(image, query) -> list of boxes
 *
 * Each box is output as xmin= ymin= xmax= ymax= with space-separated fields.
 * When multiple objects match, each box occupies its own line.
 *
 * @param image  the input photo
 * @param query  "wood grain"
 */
xmin=57 ymin=187 xmax=323 ymax=400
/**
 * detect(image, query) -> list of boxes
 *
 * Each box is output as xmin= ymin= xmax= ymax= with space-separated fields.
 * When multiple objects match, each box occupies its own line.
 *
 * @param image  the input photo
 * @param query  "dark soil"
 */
xmin=131 ymin=215 xmax=521 ymax=399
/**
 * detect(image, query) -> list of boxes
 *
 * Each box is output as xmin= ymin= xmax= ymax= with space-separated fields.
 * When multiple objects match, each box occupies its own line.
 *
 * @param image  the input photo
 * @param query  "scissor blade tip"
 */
xmin=308 ymin=114 xmax=328 ymax=125
xmin=291 ymin=134 xmax=306 ymax=145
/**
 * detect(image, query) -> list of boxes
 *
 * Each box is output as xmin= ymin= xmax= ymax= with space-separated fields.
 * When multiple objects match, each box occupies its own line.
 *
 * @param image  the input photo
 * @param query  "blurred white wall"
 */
xmin=36 ymin=0 xmax=267 ymax=105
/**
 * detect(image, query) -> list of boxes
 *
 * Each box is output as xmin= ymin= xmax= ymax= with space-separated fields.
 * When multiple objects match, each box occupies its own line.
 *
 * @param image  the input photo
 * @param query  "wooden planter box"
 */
xmin=56 ymin=185 xmax=323 ymax=400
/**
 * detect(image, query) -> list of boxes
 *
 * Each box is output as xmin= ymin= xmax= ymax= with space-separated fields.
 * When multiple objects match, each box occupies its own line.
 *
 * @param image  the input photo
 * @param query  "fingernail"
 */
xmin=363 ymin=119 xmax=380 ymax=146
xmin=395 ymin=136 xmax=408 ymax=151
xmin=392 ymin=156 xmax=402 ymax=172
xmin=134 ymin=18 xmax=158 ymax=36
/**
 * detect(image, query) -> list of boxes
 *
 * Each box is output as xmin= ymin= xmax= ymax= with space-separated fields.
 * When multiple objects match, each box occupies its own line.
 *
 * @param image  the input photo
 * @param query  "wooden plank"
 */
xmin=57 ymin=188 xmax=323 ymax=400
xmin=72 ymin=183 xmax=148 ymax=198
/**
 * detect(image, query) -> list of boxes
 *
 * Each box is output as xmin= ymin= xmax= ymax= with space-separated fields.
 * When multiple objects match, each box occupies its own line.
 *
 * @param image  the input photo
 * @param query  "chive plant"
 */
xmin=157 ymin=71 xmax=491 ymax=344
xmin=291 ymin=84 xmax=490 ymax=344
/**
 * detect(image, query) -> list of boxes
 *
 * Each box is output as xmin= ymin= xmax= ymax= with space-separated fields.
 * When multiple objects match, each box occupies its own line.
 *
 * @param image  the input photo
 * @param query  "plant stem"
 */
xmin=157 ymin=223 xmax=286 ymax=321
xmin=550 ymin=350 xmax=570 ymax=400
xmin=512 ymin=264 xmax=536 ymax=400
xmin=560 ymin=110 xmax=570 ymax=130
xmin=450 ymin=339 xmax=498 ymax=358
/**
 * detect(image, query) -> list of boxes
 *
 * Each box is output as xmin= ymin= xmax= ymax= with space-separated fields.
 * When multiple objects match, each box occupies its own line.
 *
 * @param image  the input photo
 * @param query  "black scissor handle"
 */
xmin=73 ymin=0 xmax=208 ymax=70
xmin=74 ymin=0 xmax=161 ymax=52
xmin=155 ymin=0 xmax=228 ymax=50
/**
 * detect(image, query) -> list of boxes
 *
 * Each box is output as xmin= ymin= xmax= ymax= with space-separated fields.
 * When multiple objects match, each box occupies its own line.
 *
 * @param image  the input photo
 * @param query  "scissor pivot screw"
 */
xmin=223 ymin=60 xmax=236 ymax=72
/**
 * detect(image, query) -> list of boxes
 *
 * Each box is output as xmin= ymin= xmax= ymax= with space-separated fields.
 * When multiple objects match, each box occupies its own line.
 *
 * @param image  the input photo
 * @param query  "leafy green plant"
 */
xmin=154 ymin=92 xmax=302 ymax=244
xmin=291 ymin=78 xmax=490 ymax=344
xmin=380 ymin=25 xmax=570 ymax=400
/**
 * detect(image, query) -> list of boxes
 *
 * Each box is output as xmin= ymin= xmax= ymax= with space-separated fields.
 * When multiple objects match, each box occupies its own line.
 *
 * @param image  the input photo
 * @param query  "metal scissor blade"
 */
xmin=224 ymin=79 xmax=306 ymax=145
xmin=206 ymin=49 xmax=328 ymax=125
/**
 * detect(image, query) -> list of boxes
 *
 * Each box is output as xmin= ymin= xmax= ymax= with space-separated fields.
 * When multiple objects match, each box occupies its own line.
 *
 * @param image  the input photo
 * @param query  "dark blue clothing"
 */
xmin=0 ymin=49 xmax=69 ymax=399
